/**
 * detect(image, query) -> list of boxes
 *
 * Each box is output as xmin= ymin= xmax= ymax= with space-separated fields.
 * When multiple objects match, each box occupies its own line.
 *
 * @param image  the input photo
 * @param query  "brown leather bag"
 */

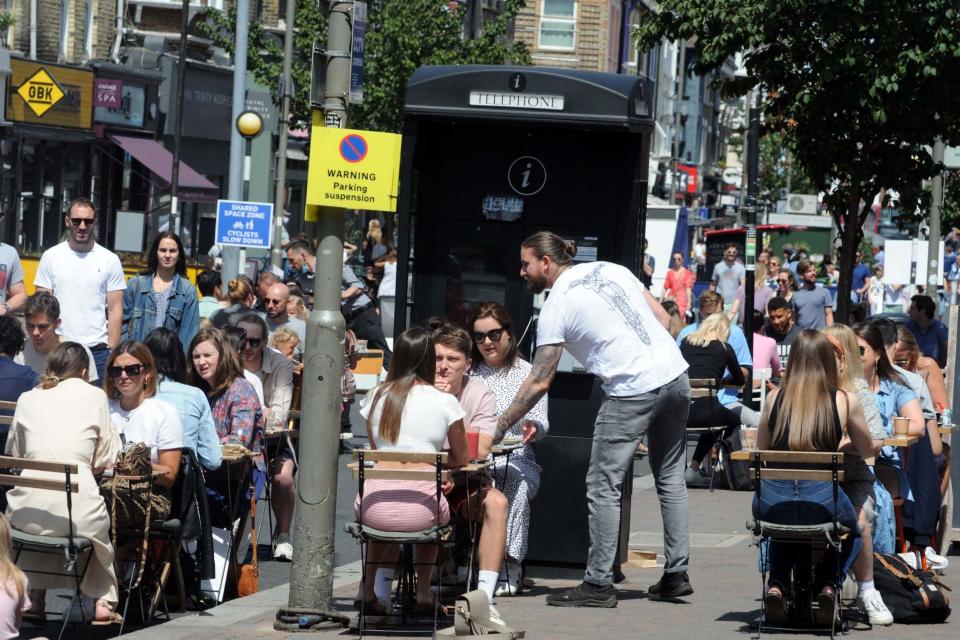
xmin=237 ymin=486 xmax=259 ymax=596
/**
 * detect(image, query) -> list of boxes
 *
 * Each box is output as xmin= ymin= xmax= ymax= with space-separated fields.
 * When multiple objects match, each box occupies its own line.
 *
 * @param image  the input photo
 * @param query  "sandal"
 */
xmin=91 ymin=611 xmax=123 ymax=626
xmin=763 ymin=586 xmax=789 ymax=625
xmin=356 ymin=599 xmax=389 ymax=616
xmin=815 ymin=585 xmax=837 ymax=627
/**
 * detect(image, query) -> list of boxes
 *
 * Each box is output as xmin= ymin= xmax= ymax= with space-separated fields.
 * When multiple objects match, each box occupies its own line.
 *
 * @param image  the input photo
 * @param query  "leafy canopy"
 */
xmin=203 ymin=0 xmax=530 ymax=132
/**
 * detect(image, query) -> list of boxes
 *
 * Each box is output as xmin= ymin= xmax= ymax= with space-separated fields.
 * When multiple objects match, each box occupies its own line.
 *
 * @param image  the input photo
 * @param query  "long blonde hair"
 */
xmin=771 ymin=330 xmax=841 ymax=452
xmin=821 ymin=324 xmax=864 ymax=394
xmin=754 ymin=262 xmax=768 ymax=290
xmin=0 ymin=516 xmax=26 ymax=602
xmin=683 ymin=312 xmax=730 ymax=348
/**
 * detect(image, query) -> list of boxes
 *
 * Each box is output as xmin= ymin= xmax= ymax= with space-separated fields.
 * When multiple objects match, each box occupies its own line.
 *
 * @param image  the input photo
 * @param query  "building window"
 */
xmin=539 ymin=0 xmax=576 ymax=51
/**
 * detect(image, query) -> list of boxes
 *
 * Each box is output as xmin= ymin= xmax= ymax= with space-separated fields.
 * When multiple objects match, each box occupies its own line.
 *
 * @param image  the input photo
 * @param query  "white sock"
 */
xmin=374 ymin=568 xmax=394 ymax=603
xmin=478 ymin=570 xmax=499 ymax=604
xmin=857 ymin=579 xmax=875 ymax=595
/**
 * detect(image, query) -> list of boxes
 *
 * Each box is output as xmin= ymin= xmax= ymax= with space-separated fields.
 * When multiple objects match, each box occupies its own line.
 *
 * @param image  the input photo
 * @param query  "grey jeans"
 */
xmin=585 ymin=372 xmax=692 ymax=586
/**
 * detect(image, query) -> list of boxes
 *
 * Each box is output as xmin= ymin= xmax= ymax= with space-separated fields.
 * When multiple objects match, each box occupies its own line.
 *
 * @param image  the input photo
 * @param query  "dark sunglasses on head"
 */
xmin=245 ymin=338 xmax=263 ymax=348
xmin=472 ymin=328 xmax=506 ymax=344
xmin=69 ymin=217 xmax=95 ymax=228
xmin=107 ymin=364 xmax=144 ymax=378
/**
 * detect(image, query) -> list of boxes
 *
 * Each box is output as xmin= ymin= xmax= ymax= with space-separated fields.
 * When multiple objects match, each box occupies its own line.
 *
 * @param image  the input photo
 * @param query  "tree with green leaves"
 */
xmin=636 ymin=1 xmax=960 ymax=322
xmin=202 ymin=0 xmax=529 ymax=132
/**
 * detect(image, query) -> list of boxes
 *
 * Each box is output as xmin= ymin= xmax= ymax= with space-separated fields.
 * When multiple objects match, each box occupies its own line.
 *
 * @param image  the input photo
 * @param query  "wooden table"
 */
xmin=882 ymin=435 xmax=920 ymax=447
xmin=938 ymin=424 xmax=956 ymax=436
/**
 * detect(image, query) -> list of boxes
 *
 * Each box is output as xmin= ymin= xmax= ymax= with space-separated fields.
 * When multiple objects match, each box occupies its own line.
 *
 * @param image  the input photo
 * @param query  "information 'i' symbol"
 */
xmin=507 ymin=156 xmax=547 ymax=196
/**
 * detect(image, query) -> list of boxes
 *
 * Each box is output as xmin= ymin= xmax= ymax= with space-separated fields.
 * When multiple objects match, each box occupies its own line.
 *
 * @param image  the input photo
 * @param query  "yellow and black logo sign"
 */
xmin=16 ymin=68 xmax=66 ymax=117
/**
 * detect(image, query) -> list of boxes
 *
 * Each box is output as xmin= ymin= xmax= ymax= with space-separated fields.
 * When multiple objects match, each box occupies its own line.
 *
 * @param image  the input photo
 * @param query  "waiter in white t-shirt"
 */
xmin=495 ymin=231 xmax=692 ymax=609
xmin=34 ymin=198 xmax=127 ymax=381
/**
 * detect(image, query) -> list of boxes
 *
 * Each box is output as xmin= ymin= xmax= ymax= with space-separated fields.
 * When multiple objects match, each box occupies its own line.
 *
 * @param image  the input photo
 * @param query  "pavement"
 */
xmin=17 ymin=403 xmax=960 ymax=639
xmin=26 ymin=469 xmax=960 ymax=640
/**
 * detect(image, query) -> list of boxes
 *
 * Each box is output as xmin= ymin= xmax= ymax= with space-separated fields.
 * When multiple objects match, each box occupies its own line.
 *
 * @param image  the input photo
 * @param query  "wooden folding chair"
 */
xmin=688 ymin=378 xmax=729 ymax=491
xmin=0 ymin=455 xmax=93 ymax=640
xmin=344 ymin=450 xmax=452 ymax=637
xmin=747 ymin=450 xmax=847 ymax=638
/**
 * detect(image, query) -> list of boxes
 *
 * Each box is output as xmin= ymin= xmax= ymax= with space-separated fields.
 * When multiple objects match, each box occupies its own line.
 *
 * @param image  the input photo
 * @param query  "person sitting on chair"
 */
xmin=755 ymin=330 xmax=874 ymax=626
xmin=355 ymin=328 xmax=470 ymax=615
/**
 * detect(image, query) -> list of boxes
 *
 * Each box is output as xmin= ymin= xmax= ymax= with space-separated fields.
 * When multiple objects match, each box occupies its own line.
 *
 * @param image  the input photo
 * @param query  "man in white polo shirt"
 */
xmin=495 ymin=231 xmax=692 ymax=609
xmin=34 ymin=198 xmax=126 ymax=380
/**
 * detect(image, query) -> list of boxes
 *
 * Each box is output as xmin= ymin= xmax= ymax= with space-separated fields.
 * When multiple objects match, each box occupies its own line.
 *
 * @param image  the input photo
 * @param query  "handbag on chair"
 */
xmin=237 ymin=486 xmax=259 ymax=596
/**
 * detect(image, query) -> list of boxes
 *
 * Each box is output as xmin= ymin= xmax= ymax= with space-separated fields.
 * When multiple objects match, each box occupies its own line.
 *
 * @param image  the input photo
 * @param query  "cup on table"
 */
xmin=893 ymin=416 xmax=910 ymax=436
xmin=740 ymin=427 xmax=758 ymax=451
xmin=466 ymin=428 xmax=480 ymax=461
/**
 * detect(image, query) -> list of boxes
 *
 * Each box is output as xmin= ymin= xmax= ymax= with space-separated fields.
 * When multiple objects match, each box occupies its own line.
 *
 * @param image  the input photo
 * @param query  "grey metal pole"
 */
xmin=929 ymin=138 xmax=945 ymax=317
xmin=271 ymin=0 xmax=296 ymax=271
xmin=276 ymin=0 xmax=351 ymax=630
xmin=223 ymin=0 xmax=250 ymax=286
xmin=169 ymin=0 xmax=190 ymax=236
xmin=669 ymin=40 xmax=686 ymax=207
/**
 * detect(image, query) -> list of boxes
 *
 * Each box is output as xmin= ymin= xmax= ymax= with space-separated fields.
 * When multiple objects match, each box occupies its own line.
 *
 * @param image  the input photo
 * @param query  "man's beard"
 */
xmin=525 ymin=273 xmax=547 ymax=294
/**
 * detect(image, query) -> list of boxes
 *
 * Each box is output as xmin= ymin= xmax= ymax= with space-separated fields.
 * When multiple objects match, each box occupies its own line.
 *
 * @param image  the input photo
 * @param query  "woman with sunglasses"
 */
xmin=105 ymin=341 xmax=183 ymax=495
xmin=467 ymin=302 xmax=548 ymax=596
xmin=7 ymin=342 xmax=123 ymax=625
xmin=852 ymin=323 xmax=924 ymax=439
xmin=234 ymin=313 xmax=295 ymax=560
xmin=776 ymin=270 xmax=798 ymax=304
xmin=122 ymin=232 xmax=200 ymax=351
xmin=661 ymin=252 xmax=694 ymax=320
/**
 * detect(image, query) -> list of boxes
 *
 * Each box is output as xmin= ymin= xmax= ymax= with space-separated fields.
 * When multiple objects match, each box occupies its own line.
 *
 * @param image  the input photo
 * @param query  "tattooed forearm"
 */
xmin=495 ymin=344 xmax=562 ymax=441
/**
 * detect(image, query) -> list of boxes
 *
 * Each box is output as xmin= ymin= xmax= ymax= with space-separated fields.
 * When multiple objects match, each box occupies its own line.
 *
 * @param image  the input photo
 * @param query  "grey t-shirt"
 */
xmin=711 ymin=260 xmax=745 ymax=304
xmin=0 ymin=243 xmax=24 ymax=304
xmin=341 ymin=265 xmax=372 ymax=316
xmin=792 ymin=285 xmax=833 ymax=330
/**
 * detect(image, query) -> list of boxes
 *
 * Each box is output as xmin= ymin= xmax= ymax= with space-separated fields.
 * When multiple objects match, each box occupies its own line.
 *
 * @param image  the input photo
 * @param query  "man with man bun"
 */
xmin=495 ymin=231 xmax=692 ymax=608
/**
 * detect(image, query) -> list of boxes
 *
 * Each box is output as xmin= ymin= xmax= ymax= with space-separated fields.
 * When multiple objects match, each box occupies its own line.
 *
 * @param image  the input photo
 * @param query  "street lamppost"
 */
xmin=223 ymin=109 xmax=264 ymax=281
xmin=236 ymin=110 xmax=264 ymax=200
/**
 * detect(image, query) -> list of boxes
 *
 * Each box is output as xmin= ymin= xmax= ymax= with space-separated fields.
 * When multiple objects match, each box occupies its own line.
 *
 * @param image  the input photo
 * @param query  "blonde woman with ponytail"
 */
xmin=754 ymin=330 xmax=874 ymax=627
xmin=6 ymin=342 xmax=123 ymax=624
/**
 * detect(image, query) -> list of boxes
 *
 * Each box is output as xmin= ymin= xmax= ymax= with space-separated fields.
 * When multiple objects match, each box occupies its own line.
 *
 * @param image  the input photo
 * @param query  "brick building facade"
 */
xmin=514 ymin=0 xmax=621 ymax=73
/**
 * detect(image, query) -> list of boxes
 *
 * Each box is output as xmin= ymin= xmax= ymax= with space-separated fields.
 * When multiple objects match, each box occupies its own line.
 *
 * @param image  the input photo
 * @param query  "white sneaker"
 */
xmin=926 ymin=547 xmax=949 ymax=572
xmin=494 ymin=562 xmax=523 ymax=597
xmin=858 ymin=589 xmax=894 ymax=626
xmin=273 ymin=532 xmax=293 ymax=561
xmin=487 ymin=604 xmax=506 ymax=628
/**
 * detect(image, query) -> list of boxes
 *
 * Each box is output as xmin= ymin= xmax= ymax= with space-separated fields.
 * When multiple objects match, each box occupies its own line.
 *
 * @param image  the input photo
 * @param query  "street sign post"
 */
xmin=215 ymin=199 xmax=274 ymax=248
xmin=305 ymin=126 xmax=401 ymax=216
xmin=349 ymin=1 xmax=366 ymax=104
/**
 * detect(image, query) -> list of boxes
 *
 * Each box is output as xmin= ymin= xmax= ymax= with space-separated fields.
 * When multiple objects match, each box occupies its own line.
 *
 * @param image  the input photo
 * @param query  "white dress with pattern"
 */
xmin=471 ymin=359 xmax=549 ymax=562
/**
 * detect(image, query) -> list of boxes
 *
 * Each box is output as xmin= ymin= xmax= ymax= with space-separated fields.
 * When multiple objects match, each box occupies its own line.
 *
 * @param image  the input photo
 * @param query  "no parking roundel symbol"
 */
xmin=339 ymin=134 xmax=368 ymax=163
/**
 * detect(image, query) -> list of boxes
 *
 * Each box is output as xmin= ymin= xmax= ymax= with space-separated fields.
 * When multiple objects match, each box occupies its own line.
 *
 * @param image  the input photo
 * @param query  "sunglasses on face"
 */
xmin=472 ymin=328 xmax=506 ymax=344
xmin=107 ymin=364 xmax=144 ymax=378
xmin=264 ymin=298 xmax=284 ymax=306
xmin=245 ymin=338 xmax=263 ymax=348
xmin=859 ymin=346 xmax=866 ymax=355
xmin=69 ymin=217 xmax=95 ymax=228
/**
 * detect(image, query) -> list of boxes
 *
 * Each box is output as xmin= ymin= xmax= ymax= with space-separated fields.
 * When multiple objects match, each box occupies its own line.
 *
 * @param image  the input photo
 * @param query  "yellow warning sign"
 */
xmin=306 ymin=126 xmax=401 ymax=214
xmin=17 ymin=68 xmax=66 ymax=117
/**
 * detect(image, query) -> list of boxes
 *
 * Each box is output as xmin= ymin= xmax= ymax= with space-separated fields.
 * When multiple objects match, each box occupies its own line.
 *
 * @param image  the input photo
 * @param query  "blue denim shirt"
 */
xmin=122 ymin=273 xmax=201 ymax=351
xmin=156 ymin=377 xmax=222 ymax=471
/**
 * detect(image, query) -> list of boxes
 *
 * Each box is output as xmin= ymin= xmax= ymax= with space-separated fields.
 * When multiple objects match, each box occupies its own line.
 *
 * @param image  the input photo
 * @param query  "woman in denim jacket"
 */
xmin=122 ymin=232 xmax=200 ymax=350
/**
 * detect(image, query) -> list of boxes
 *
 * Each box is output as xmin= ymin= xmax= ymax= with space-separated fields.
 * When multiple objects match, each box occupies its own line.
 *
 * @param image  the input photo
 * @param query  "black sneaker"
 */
xmin=648 ymin=572 xmax=693 ymax=599
xmin=545 ymin=581 xmax=617 ymax=608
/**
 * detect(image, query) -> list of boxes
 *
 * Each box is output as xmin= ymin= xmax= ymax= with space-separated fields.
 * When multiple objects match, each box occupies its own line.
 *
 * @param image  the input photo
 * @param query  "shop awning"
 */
xmin=109 ymin=134 xmax=218 ymax=202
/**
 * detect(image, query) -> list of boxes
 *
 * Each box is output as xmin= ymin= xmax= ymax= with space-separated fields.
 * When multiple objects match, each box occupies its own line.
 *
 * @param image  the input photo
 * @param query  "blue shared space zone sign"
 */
xmin=215 ymin=200 xmax=273 ymax=248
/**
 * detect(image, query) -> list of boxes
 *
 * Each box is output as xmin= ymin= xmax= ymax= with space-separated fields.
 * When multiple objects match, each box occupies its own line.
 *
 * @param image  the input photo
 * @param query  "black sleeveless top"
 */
xmin=767 ymin=388 xmax=843 ymax=452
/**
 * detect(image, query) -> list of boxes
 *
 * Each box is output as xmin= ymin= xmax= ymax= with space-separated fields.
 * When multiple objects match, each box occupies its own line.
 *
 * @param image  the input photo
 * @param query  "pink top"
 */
xmin=455 ymin=376 xmax=498 ymax=437
xmin=663 ymin=268 xmax=695 ymax=316
xmin=752 ymin=333 xmax=783 ymax=376
xmin=0 ymin=575 xmax=28 ymax=640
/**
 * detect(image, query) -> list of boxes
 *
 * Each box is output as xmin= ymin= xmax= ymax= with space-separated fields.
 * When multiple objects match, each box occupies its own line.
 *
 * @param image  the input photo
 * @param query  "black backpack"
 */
xmin=717 ymin=427 xmax=754 ymax=491
xmin=874 ymin=552 xmax=951 ymax=623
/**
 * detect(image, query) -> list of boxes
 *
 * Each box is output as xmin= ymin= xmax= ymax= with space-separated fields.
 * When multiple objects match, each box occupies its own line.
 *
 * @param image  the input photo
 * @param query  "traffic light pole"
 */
xmin=275 ymin=0 xmax=352 ymax=631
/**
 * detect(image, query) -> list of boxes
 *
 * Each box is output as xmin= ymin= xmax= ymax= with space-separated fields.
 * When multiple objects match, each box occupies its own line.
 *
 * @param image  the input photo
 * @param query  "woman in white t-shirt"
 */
xmin=355 ymin=327 xmax=469 ymax=613
xmin=105 ymin=342 xmax=183 ymax=501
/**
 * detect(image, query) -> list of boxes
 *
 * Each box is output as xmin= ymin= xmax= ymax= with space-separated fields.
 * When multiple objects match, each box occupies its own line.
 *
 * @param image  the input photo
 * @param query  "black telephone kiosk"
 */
xmin=394 ymin=65 xmax=656 ymax=568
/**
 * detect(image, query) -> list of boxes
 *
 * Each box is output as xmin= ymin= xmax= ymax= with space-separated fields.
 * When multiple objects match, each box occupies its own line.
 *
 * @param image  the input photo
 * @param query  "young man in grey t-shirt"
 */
xmin=710 ymin=244 xmax=745 ymax=308
xmin=791 ymin=259 xmax=834 ymax=329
